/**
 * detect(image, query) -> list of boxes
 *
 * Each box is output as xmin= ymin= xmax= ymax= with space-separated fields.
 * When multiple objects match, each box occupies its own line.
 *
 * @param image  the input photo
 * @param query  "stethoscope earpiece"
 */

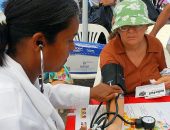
xmin=36 ymin=41 xmax=44 ymax=48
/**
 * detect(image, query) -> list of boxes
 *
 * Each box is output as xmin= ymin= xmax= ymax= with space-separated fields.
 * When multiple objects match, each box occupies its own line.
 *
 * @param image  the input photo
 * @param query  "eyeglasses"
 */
xmin=119 ymin=25 xmax=145 ymax=32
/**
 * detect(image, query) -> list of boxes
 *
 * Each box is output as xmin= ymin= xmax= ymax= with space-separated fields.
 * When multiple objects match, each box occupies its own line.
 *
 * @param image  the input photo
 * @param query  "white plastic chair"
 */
xmin=68 ymin=24 xmax=109 ymax=80
xmin=93 ymin=58 xmax=102 ymax=86
xmin=147 ymin=24 xmax=170 ymax=48
xmin=74 ymin=24 xmax=110 ymax=43
xmin=147 ymin=24 xmax=170 ymax=67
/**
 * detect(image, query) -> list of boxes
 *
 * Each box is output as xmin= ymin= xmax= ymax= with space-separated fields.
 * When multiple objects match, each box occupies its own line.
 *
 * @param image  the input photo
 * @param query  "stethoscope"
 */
xmin=37 ymin=41 xmax=44 ymax=93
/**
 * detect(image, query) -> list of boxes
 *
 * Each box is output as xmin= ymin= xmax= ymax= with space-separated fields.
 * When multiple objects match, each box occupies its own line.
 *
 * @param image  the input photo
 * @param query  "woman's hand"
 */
xmin=90 ymin=83 xmax=123 ymax=102
xmin=155 ymin=75 xmax=170 ymax=89
xmin=101 ymin=0 xmax=117 ymax=6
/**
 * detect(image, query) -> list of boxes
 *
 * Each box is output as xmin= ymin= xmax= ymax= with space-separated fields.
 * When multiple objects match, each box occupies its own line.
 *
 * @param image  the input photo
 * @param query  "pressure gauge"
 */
xmin=141 ymin=116 xmax=155 ymax=129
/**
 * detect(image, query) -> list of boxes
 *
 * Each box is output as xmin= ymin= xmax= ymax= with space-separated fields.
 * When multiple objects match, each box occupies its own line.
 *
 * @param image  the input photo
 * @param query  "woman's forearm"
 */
xmin=107 ymin=96 xmax=124 ymax=130
xmin=150 ymin=4 xmax=170 ymax=36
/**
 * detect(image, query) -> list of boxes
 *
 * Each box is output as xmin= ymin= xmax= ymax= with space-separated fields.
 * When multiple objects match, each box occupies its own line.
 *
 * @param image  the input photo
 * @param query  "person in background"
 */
xmin=44 ymin=65 xmax=73 ymax=85
xmin=0 ymin=0 xmax=123 ymax=130
xmin=150 ymin=3 xmax=170 ymax=36
xmin=149 ymin=3 xmax=170 ymax=86
xmin=89 ymin=0 xmax=117 ymax=7
xmin=88 ymin=0 xmax=122 ymax=22
xmin=100 ymin=0 xmax=168 ymax=129
xmin=88 ymin=0 xmax=120 ymax=44
xmin=74 ymin=0 xmax=80 ymax=9
xmin=88 ymin=0 xmax=118 ymax=27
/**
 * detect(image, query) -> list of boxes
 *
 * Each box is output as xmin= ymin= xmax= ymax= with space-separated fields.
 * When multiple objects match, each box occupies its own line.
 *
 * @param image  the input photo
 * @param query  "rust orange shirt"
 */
xmin=100 ymin=34 xmax=167 ymax=93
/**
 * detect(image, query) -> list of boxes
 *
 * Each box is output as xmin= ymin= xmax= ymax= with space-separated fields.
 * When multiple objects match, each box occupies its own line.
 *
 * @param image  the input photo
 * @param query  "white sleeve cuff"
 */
xmin=49 ymin=84 xmax=90 ymax=109
xmin=73 ymin=85 xmax=90 ymax=108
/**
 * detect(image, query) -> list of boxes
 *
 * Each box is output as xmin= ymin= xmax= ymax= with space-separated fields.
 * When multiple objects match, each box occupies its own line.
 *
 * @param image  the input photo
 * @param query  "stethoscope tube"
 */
xmin=39 ymin=44 xmax=44 ymax=93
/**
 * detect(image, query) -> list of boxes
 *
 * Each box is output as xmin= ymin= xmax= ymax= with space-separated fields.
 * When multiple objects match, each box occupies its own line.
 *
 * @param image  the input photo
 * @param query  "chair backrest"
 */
xmin=74 ymin=24 xmax=109 ymax=43
xmin=93 ymin=58 xmax=102 ymax=87
xmin=164 ymin=47 xmax=170 ymax=68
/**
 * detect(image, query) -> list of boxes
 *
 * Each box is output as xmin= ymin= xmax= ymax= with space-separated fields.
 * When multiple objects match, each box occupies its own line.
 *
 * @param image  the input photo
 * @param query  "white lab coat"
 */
xmin=0 ymin=55 xmax=90 ymax=130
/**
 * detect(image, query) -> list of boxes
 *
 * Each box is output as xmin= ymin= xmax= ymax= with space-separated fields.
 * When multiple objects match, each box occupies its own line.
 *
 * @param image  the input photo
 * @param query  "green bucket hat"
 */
xmin=112 ymin=0 xmax=155 ymax=32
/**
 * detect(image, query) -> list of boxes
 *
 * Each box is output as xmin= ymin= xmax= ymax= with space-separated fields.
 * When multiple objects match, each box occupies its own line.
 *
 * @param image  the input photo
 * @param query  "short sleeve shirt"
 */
xmin=100 ymin=34 xmax=167 ymax=93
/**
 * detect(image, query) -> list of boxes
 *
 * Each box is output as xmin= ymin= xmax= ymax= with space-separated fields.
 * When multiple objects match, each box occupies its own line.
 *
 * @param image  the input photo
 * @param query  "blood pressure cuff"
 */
xmin=101 ymin=63 xmax=126 ymax=92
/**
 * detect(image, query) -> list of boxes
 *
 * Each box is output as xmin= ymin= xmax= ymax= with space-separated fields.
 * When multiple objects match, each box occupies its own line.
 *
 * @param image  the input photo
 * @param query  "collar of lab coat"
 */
xmin=4 ymin=54 xmax=55 ymax=121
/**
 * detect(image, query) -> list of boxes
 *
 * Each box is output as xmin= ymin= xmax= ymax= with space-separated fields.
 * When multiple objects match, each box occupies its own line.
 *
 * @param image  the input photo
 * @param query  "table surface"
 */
xmin=65 ymin=96 xmax=170 ymax=130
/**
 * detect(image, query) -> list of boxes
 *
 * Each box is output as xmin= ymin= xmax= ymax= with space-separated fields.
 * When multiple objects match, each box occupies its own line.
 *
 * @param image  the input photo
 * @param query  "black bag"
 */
xmin=88 ymin=3 xmax=113 ymax=32
xmin=142 ymin=0 xmax=162 ymax=21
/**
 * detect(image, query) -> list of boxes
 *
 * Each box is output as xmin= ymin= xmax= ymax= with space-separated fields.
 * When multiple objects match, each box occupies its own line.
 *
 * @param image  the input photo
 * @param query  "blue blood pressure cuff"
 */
xmin=101 ymin=63 xmax=126 ymax=92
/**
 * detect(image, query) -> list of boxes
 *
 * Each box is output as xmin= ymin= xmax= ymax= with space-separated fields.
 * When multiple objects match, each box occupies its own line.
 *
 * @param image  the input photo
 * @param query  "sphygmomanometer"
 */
xmin=90 ymin=63 xmax=156 ymax=130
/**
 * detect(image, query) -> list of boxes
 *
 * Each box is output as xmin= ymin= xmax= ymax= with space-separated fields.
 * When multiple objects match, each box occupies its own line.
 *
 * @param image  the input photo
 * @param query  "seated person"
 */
xmin=100 ymin=0 xmax=167 ymax=93
xmin=88 ymin=0 xmax=119 ymax=44
xmin=44 ymin=65 xmax=73 ymax=85
xmin=100 ymin=0 xmax=168 ymax=129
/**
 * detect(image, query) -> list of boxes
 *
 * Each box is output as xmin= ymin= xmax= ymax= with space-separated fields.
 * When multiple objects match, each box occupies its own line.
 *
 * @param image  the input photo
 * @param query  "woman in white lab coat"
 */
xmin=0 ymin=0 xmax=122 ymax=130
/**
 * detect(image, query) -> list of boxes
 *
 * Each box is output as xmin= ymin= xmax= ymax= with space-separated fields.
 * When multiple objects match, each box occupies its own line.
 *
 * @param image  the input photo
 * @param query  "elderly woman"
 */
xmin=101 ymin=0 xmax=167 ymax=94
xmin=100 ymin=0 xmax=168 ymax=129
xmin=0 ymin=0 xmax=123 ymax=130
